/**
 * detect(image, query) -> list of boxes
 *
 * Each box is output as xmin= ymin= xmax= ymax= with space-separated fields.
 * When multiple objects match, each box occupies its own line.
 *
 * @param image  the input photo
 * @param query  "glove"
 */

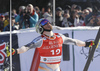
xmin=6 ymin=46 xmax=17 ymax=57
xmin=85 ymin=41 xmax=95 ymax=47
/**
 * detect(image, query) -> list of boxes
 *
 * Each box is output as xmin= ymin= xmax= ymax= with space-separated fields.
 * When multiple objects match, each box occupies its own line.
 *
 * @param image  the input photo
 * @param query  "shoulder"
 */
xmin=54 ymin=33 xmax=64 ymax=38
xmin=33 ymin=12 xmax=38 ymax=17
xmin=56 ymin=33 xmax=63 ymax=36
xmin=56 ymin=33 xmax=68 ymax=40
xmin=32 ymin=36 xmax=43 ymax=43
xmin=32 ymin=12 xmax=39 ymax=19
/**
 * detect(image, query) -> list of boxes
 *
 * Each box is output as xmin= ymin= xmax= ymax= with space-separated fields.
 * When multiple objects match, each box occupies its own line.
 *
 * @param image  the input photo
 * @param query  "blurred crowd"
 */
xmin=0 ymin=4 xmax=100 ymax=32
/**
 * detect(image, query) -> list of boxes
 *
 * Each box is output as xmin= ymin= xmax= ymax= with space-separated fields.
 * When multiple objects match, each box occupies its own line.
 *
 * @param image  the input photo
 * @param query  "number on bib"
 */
xmin=51 ymin=49 xmax=60 ymax=55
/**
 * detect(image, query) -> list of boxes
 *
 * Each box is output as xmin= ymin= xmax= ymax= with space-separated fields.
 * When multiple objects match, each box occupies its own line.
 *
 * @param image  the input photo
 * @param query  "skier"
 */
xmin=12 ymin=18 xmax=94 ymax=71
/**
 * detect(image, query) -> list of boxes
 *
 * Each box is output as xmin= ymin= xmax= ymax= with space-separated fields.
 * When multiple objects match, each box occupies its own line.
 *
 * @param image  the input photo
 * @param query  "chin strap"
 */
xmin=41 ymin=26 xmax=52 ymax=34
xmin=43 ymin=28 xmax=51 ymax=32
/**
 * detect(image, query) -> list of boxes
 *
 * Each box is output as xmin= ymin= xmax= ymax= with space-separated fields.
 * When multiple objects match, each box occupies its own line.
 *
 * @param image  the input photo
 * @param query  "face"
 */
xmin=56 ymin=11 xmax=62 ymax=16
xmin=64 ymin=13 xmax=70 ymax=18
xmin=13 ymin=9 xmax=16 ymax=14
xmin=42 ymin=8 xmax=45 ymax=13
xmin=5 ymin=16 xmax=9 ymax=20
xmin=48 ymin=8 xmax=51 ymax=12
xmin=43 ymin=22 xmax=53 ymax=30
xmin=12 ymin=18 xmax=15 ymax=23
xmin=9 ymin=18 xmax=15 ymax=26
xmin=27 ymin=5 xmax=33 ymax=14
xmin=0 ymin=17 xmax=5 ymax=21
xmin=19 ymin=8 xmax=23 ymax=14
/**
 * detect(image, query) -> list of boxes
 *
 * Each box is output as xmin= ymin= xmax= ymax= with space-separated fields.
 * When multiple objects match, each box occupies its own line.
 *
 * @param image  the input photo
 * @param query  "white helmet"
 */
xmin=35 ymin=18 xmax=50 ymax=34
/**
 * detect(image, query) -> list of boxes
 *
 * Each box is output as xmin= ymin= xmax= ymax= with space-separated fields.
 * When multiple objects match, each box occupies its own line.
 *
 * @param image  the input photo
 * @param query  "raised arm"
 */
xmin=17 ymin=36 xmax=43 ymax=54
xmin=59 ymin=33 xmax=86 ymax=47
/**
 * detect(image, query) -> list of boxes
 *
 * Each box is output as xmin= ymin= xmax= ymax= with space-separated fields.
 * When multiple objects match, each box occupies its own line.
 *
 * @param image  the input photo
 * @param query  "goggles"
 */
xmin=40 ymin=19 xmax=50 ymax=26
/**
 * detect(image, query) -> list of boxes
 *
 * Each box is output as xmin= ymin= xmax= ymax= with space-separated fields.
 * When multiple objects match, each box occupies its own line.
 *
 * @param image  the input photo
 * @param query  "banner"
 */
xmin=0 ymin=34 xmax=20 ymax=71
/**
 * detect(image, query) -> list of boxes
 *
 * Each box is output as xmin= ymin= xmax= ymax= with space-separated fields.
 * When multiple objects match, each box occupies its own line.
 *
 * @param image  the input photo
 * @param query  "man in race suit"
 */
xmin=13 ymin=18 xmax=93 ymax=71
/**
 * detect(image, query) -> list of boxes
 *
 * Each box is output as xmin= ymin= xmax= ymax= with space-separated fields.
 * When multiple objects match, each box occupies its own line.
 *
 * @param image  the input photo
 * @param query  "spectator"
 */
xmin=43 ymin=12 xmax=51 ymax=18
xmin=68 ymin=11 xmax=76 ymax=27
xmin=82 ymin=9 xmax=90 ymax=26
xmin=0 ymin=15 xmax=5 ymax=31
xmin=4 ymin=12 xmax=9 ymax=27
xmin=83 ymin=9 xmax=90 ymax=19
xmin=86 ymin=16 xmax=95 ymax=26
xmin=3 ymin=13 xmax=19 ymax=31
xmin=62 ymin=10 xmax=71 ymax=27
xmin=18 ymin=6 xmax=26 ymax=15
xmin=74 ymin=12 xmax=84 ymax=26
xmin=84 ymin=7 xmax=93 ymax=25
xmin=43 ymin=6 xmax=52 ymax=18
xmin=87 ymin=15 xmax=100 ymax=26
xmin=12 ymin=9 xmax=18 ymax=17
xmin=84 ymin=6 xmax=100 ymax=26
xmin=70 ymin=5 xmax=85 ymax=27
xmin=55 ymin=7 xmax=63 ymax=27
xmin=15 ymin=4 xmax=39 ymax=29
xmin=15 ymin=6 xmax=26 ymax=29
xmin=35 ymin=6 xmax=40 ymax=18
xmin=40 ymin=7 xmax=45 ymax=18
xmin=46 ymin=6 xmax=52 ymax=16
xmin=42 ymin=6 xmax=53 ymax=25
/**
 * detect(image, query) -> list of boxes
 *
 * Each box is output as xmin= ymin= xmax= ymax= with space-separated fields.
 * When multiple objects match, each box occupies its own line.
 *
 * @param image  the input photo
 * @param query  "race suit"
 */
xmin=25 ymin=33 xmax=83 ymax=71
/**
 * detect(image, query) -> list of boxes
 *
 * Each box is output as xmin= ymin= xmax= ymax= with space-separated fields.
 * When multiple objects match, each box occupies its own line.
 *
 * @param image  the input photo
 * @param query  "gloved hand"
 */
xmin=85 ymin=41 xmax=95 ymax=47
xmin=6 ymin=46 xmax=17 ymax=57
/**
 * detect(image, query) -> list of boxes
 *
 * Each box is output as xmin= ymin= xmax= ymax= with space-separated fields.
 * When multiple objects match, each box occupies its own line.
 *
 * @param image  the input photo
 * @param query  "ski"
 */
xmin=83 ymin=28 xmax=100 ymax=71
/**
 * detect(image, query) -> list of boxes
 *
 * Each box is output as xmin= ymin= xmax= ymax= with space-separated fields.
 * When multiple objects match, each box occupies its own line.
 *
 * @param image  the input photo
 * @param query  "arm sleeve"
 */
xmin=59 ymin=33 xmax=85 ymax=47
xmin=25 ymin=36 xmax=43 ymax=49
xmin=17 ymin=36 xmax=43 ymax=54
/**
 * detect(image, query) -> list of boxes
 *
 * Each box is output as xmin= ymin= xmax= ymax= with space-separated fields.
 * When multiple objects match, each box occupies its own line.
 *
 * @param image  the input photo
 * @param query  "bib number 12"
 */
xmin=51 ymin=49 xmax=60 ymax=55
